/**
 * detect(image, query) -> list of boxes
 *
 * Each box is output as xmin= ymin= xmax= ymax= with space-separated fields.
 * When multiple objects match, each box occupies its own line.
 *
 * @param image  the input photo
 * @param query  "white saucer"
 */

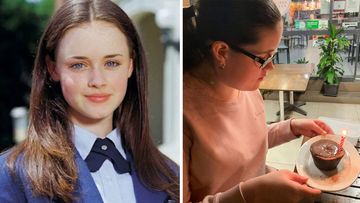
xmin=296 ymin=134 xmax=360 ymax=192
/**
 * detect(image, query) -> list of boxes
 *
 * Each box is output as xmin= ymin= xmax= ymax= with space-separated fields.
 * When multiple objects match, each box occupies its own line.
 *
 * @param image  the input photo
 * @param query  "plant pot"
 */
xmin=322 ymin=83 xmax=339 ymax=97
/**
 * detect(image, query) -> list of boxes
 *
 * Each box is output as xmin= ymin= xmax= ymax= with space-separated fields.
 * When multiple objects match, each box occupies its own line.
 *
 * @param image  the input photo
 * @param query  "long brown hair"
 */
xmin=7 ymin=0 xmax=179 ymax=202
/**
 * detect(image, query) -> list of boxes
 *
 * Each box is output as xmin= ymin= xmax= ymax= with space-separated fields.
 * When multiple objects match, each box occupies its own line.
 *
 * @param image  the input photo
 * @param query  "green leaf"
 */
xmin=325 ymin=70 xmax=335 ymax=84
xmin=317 ymin=23 xmax=349 ymax=85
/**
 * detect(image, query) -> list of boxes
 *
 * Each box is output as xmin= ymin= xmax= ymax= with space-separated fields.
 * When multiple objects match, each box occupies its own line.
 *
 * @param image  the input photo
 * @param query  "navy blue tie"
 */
xmin=85 ymin=138 xmax=131 ymax=174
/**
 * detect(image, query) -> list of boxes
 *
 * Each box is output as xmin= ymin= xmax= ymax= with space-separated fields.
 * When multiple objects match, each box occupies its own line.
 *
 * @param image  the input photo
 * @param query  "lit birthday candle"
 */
xmin=338 ymin=129 xmax=347 ymax=152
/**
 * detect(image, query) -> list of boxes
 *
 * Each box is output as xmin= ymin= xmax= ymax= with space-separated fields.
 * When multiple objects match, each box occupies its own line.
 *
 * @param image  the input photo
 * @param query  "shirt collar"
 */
xmin=72 ymin=125 xmax=126 ymax=160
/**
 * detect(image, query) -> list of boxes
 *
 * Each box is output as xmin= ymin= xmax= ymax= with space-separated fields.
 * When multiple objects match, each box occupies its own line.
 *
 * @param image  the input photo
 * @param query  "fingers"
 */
xmin=311 ymin=122 xmax=328 ymax=135
xmin=287 ymin=171 xmax=308 ymax=184
xmin=287 ymin=172 xmax=322 ymax=197
xmin=286 ymin=172 xmax=321 ymax=199
xmin=314 ymin=120 xmax=334 ymax=134
xmin=291 ymin=119 xmax=331 ymax=137
xmin=298 ymin=184 xmax=322 ymax=197
xmin=305 ymin=130 xmax=319 ymax=138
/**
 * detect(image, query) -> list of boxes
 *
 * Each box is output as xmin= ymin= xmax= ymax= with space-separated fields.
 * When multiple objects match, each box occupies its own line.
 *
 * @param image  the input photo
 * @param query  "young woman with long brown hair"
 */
xmin=0 ymin=0 xmax=179 ymax=202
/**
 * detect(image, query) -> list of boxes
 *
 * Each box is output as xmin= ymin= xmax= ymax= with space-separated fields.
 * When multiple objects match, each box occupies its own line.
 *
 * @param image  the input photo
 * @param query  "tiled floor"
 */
xmin=265 ymin=100 xmax=360 ymax=171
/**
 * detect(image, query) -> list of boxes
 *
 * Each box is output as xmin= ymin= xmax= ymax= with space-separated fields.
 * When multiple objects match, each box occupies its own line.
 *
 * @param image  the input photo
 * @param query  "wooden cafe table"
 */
xmin=259 ymin=64 xmax=314 ymax=121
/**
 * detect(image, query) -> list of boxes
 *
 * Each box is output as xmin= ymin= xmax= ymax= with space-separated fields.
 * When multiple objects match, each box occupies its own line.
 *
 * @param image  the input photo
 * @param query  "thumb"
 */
xmin=311 ymin=123 xmax=327 ymax=135
xmin=314 ymin=120 xmax=334 ymax=134
xmin=298 ymin=184 xmax=322 ymax=197
xmin=288 ymin=172 xmax=308 ymax=184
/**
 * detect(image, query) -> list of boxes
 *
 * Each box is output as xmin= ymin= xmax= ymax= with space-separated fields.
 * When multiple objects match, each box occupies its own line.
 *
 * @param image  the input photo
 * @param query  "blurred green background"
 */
xmin=0 ymin=0 xmax=54 ymax=150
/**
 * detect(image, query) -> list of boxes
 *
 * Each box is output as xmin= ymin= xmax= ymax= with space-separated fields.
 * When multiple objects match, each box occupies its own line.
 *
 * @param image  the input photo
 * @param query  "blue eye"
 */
xmin=105 ymin=61 xmax=120 ymax=68
xmin=70 ymin=63 xmax=85 ymax=70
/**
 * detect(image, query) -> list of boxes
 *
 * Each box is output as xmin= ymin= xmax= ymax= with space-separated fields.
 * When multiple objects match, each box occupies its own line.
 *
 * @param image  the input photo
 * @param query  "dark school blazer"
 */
xmin=0 ymin=149 xmax=178 ymax=203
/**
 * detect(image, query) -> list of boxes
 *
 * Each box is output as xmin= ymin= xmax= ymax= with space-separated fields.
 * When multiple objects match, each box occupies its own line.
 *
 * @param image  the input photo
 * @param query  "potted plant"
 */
xmin=295 ymin=57 xmax=309 ymax=64
xmin=317 ymin=23 xmax=350 ymax=97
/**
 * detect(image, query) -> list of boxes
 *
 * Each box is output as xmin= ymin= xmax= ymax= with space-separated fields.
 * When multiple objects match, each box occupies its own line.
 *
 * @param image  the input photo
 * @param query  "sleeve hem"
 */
xmin=217 ymin=184 xmax=247 ymax=203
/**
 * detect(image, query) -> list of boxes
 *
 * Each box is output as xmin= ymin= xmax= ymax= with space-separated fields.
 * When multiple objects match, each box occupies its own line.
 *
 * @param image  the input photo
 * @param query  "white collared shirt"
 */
xmin=72 ymin=125 xmax=136 ymax=203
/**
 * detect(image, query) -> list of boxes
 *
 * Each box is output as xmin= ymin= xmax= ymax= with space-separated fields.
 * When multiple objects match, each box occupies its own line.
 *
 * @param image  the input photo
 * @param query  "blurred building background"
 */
xmin=0 ymin=0 xmax=180 ymax=163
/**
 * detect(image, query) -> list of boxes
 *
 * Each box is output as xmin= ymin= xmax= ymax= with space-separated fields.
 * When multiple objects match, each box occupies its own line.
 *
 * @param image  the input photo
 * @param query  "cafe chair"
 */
xmin=275 ymin=37 xmax=290 ymax=64
xmin=290 ymin=35 xmax=307 ymax=48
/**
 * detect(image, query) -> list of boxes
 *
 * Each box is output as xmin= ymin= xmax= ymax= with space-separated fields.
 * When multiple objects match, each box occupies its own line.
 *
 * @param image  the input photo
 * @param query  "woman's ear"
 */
xmin=46 ymin=55 xmax=60 ymax=81
xmin=210 ymin=41 xmax=230 ymax=68
xmin=127 ymin=58 xmax=134 ymax=78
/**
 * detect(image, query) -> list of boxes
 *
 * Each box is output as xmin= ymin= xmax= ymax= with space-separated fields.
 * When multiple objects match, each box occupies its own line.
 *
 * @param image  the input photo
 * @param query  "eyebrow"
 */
xmin=68 ymin=54 xmax=123 ymax=60
xmin=253 ymin=49 xmax=277 ymax=55
xmin=104 ymin=54 xmax=123 ymax=58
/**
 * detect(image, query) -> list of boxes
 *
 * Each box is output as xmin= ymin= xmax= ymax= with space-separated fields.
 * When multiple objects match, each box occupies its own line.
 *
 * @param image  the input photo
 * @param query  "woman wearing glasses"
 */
xmin=183 ymin=0 xmax=333 ymax=202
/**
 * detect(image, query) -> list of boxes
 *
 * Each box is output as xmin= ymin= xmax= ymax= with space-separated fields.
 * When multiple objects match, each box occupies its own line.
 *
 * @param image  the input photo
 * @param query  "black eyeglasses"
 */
xmin=228 ymin=44 xmax=277 ymax=69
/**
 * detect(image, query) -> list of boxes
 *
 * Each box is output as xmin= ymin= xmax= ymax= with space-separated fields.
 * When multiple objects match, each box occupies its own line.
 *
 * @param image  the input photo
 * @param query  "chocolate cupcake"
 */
xmin=310 ymin=139 xmax=345 ymax=171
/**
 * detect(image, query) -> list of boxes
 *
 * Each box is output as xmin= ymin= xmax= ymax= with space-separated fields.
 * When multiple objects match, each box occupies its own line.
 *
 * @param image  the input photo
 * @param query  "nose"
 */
xmin=88 ymin=68 xmax=106 ymax=88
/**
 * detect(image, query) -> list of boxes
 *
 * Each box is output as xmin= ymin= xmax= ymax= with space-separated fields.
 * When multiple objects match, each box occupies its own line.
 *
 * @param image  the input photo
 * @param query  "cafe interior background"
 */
xmin=0 ymin=0 xmax=180 ymax=164
xmin=265 ymin=0 xmax=360 ymax=170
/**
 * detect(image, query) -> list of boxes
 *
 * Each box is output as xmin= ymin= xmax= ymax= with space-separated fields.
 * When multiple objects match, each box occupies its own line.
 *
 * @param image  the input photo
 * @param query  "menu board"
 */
xmin=345 ymin=0 xmax=360 ymax=13
xmin=333 ymin=0 xmax=346 ymax=13
xmin=320 ymin=0 xmax=330 ymax=14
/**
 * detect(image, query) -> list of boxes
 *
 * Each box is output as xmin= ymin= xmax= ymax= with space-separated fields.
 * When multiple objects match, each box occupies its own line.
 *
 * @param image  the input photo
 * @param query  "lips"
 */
xmin=85 ymin=94 xmax=111 ymax=103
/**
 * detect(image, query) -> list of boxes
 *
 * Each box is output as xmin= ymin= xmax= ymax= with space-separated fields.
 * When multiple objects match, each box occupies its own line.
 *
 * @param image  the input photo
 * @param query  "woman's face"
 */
xmin=217 ymin=21 xmax=283 ymax=91
xmin=49 ymin=20 xmax=133 ymax=125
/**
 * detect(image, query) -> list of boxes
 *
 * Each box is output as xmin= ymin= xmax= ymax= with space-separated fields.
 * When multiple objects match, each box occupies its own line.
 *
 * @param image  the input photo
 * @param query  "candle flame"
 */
xmin=341 ymin=129 xmax=347 ymax=136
